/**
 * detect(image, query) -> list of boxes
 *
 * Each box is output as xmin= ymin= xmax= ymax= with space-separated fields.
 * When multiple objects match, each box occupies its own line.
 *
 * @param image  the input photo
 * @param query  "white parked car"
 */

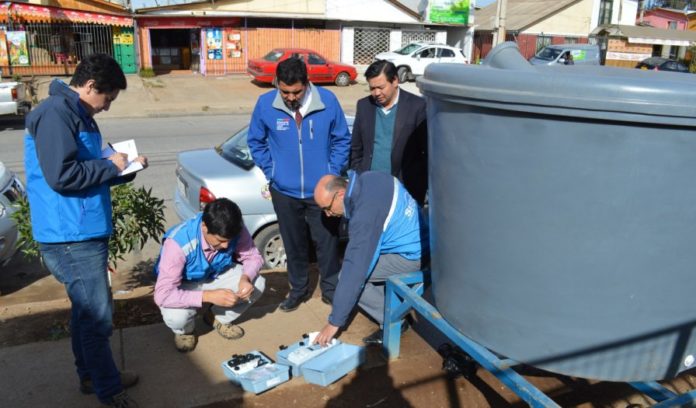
xmin=0 ymin=161 xmax=25 ymax=266
xmin=374 ymin=42 xmax=468 ymax=83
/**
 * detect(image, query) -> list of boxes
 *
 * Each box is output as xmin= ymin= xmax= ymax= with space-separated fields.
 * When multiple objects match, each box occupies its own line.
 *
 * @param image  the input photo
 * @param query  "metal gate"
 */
xmin=402 ymin=30 xmax=437 ymax=46
xmin=353 ymin=27 xmax=390 ymax=65
xmin=3 ymin=22 xmax=114 ymax=76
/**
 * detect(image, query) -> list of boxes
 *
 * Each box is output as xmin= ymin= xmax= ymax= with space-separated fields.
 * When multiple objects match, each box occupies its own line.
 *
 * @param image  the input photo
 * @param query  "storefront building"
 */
xmin=0 ymin=1 xmax=134 ymax=76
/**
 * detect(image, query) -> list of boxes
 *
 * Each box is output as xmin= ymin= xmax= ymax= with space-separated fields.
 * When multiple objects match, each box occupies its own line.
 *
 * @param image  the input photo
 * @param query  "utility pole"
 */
xmin=494 ymin=0 xmax=508 ymax=46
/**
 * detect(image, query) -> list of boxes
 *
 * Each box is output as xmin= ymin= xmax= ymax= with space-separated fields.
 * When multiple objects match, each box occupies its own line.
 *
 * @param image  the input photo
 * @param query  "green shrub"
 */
xmin=139 ymin=68 xmax=155 ymax=78
xmin=12 ymin=183 xmax=166 ymax=268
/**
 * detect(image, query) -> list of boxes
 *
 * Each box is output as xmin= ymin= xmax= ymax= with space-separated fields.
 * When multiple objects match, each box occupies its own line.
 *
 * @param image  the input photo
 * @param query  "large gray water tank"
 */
xmin=419 ymin=42 xmax=696 ymax=382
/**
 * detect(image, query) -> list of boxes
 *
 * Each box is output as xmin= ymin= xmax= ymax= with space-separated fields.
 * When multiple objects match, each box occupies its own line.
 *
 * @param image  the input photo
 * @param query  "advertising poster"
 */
xmin=0 ymin=32 xmax=9 ymax=67
xmin=429 ymin=0 xmax=469 ymax=25
xmin=206 ymin=28 xmax=222 ymax=60
xmin=7 ymin=31 xmax=29 ymax=66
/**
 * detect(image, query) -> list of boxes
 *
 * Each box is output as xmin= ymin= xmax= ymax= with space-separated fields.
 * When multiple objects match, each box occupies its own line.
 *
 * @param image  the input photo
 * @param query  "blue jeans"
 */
xmin=39 ymin=239 xmax=122 ymax=402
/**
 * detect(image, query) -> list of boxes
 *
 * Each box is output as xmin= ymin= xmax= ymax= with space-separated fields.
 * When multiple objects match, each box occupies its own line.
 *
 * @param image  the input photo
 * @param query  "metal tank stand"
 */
xmin=383 ymin=271 xmax=696 ymax=408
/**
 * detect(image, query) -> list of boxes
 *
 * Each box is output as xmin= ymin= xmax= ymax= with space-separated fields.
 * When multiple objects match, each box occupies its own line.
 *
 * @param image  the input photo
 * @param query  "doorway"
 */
xmin=150 ymin=28 xmax=199 ymax=72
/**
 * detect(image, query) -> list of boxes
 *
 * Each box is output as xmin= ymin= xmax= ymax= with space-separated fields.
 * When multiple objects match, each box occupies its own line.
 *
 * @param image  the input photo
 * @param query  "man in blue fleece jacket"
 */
xmin=312 ymin=171 xmax=429 ymax=347
xmin=248 ymin=57 xmax=351 ymax=312
xmin=24 ymin=54 xmax=146 ymax=407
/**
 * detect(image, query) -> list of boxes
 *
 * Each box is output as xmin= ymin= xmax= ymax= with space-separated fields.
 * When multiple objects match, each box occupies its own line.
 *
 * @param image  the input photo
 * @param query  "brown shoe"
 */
xmin=174 ymin=333 xmax=197 ymax=352
xmin=203 ymin=307 xmax=245 ymax=340
xmin=80 ymin=370 xmax=139 ymax=394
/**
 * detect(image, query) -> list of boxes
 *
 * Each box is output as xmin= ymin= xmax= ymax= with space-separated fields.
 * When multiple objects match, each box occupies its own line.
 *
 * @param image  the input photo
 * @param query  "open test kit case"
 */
xmin=221 ymin=333 xmax=366 ymax=393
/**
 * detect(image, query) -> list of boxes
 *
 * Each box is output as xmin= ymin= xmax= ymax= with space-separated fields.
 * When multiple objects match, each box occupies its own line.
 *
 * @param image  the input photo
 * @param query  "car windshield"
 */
xmin=394 ymin=43 xmax=423 ymax=55
xmin=534 ymin=48 xmax=562 ymax=61
xmin=262 ymin=50 xmax=284 ymax=62
xmin=216 ymin=127 xmax=254 ymax=170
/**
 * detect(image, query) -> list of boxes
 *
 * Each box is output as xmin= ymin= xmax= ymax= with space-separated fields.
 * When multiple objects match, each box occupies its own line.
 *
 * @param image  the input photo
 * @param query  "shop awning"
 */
xmin=591 ymin=24 xmax=696 ymax=46
xmin=0 ymin=3 xmax=132 ymax=26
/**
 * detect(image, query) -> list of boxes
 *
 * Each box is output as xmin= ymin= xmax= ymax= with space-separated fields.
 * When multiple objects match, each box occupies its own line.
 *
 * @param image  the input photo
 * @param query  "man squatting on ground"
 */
xmin=313 ymin=171 xmax=429 ymax=347
xmin=154 ymin=198 xmax=265 ymax=352
xmin=24 ymin=54 xmax=147 ymax=407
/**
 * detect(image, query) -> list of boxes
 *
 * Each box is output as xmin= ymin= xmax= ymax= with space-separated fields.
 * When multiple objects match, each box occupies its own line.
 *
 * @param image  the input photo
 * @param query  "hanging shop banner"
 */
xmin=7 ymin=31 xmax=29 ymax=66
xmin=0 ymin=3 xmax=132 ymax=26
xmin=429 ymin=0 xmax=469 ymax=25
xmin=206 ymin=28 xmax=222 ymax=60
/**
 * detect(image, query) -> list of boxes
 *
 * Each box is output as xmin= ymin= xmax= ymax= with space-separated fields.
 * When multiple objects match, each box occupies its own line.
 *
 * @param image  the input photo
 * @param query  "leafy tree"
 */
xmin=647 ymin=0 xmax=691 ymax=10
xmin=12 ymin=183 xmax=166 ymax=269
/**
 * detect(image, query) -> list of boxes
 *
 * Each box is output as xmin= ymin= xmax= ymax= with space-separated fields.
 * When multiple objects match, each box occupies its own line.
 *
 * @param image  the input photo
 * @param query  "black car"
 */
xmin=635 ymin=57 xmax=690 ymax=73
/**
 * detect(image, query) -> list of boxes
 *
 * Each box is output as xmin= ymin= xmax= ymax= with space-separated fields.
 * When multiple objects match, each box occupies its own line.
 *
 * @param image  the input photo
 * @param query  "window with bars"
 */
xmin=401 ymin=30 xmax=437 ymax=46
xmin=536 ymin=35 xmax=552 ymax=52
xmin=5 ymin=22 xmax=113 ymax=69
xmin=353 ymin=28 xmax=390 ymax=65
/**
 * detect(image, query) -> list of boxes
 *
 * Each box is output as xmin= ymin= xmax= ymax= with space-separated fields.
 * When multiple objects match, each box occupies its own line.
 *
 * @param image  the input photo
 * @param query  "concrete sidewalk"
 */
xmin=0 ymin=293 xmax=453 ymax=408
xmin=31 ymin=72 xmax=420 ymax=120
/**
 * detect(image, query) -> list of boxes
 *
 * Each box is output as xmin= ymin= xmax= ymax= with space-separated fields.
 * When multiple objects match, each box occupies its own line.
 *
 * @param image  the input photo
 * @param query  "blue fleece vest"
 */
xmin=24 ymin=85 xmax=113 ymax=243
xmin=158 ymin=214 xmax=239 ymax=281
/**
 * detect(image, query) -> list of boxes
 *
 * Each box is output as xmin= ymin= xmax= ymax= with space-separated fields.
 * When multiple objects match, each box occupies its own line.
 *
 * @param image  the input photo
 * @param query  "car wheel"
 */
xmin=397 ymin=67 xmax=410 ymax=83
xmin=254 ymin=224 xmax=286 ymax=269
xmin=335 ymin=72 xmax=350 ymax=87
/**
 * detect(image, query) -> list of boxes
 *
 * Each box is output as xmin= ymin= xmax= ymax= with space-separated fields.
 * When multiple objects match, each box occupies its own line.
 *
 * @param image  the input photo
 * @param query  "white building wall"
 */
xmin=617 ymin=0 xmax=638 ymax=25
xmin=390 ymin=30 xmax=402 ymax=51
xmin=326 ymin=0 xmax=421 ymax=24
xmin=341 ymin=26 xmax=355 ymax=64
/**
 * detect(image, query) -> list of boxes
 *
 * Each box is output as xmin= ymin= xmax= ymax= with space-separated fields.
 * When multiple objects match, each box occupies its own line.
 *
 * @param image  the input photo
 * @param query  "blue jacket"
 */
xmin=329 ymin=171 xmax=429 ymax=327
xmin=247 ymin=84 xmax=351 ymax=199
xmin=24 ymin=79 xmax=130 ymax=243
xmin=155 ymin=214 xmax=239 ymax=281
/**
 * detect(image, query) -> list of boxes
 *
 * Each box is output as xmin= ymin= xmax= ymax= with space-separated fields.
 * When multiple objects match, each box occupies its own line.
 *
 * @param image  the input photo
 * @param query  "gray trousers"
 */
xmin=160 ymin=264 xmax=266 ymax=335
xmin=357 ymin=253 xmax=421 ymax=326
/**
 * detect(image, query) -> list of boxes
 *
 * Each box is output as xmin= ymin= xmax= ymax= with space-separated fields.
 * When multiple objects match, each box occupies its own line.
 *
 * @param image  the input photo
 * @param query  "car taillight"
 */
xmin=11 ymin=88 xmax=17 ymax=101
xmin=199 ymin=186 xmax=216 ymax=211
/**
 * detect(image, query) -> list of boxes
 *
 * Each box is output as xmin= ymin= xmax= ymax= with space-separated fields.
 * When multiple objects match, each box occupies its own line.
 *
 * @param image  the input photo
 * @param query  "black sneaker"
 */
xmin=102 ymin=391 xmax=139 ymax=407
xmin=81 ymin=371 xmax=139 ymax=394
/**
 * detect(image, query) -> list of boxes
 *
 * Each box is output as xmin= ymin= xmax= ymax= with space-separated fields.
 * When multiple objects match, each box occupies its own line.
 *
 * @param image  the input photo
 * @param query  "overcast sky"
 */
xmin=130 ymin=0 xmax=498 ymax=12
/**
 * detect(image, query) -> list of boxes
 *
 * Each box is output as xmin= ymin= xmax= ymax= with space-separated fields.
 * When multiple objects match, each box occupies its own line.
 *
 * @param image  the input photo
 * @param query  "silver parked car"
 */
xmin=174 ymin=117 xmax=353 ymax=269
xmin=0 ymin=161 xmax=25 ymax=266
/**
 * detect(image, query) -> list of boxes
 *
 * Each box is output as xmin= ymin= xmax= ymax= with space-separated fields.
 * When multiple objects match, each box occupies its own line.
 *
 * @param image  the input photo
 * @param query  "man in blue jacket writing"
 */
xmin=248 ymin=57 xmax=351 ymax=312
xmin=312 ymin=171 xmax=429 ymax=347
xmin=24 ymin=54 xmax=146 ymax=407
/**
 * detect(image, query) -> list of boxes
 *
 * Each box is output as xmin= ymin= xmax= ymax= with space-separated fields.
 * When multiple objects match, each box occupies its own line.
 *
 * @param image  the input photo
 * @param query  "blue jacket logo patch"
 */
xmin=276 ymin=118 xmax=290 ymax=131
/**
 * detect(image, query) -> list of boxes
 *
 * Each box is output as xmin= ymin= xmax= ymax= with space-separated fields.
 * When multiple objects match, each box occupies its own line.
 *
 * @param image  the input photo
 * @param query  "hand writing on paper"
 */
xmin=108 ymin=152 xmax=129 ymax=172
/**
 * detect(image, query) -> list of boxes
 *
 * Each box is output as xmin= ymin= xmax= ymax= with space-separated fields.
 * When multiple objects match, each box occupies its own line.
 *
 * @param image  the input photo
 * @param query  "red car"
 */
xmin=247 ymin=48 xmax=357 ymax=86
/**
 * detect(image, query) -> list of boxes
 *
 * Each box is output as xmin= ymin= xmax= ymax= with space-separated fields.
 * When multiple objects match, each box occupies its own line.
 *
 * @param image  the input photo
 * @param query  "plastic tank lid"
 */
xmin=417 ymin=42 xmax=696 ymax=126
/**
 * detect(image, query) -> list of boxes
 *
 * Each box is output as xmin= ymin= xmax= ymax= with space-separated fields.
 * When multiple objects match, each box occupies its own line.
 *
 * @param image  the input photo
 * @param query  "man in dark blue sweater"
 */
xmin=24 ymin=54 xmax=146 ymax=407
xmin=312 ymin=171 xmax=428 ymax=347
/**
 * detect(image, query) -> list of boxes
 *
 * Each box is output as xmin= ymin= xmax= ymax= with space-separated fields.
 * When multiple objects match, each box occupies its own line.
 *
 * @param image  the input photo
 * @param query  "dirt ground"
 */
xmin=3 ymin=253 xmax=696 ymax=407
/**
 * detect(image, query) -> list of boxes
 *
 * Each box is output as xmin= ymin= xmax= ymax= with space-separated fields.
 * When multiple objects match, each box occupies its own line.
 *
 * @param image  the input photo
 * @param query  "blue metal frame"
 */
xmin=383 ymin=271 xmax=696 ymax=407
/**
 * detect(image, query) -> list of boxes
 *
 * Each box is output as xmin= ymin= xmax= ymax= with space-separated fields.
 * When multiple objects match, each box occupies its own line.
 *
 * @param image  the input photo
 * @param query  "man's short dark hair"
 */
xmin=70 ymin=54 xmax=127 ymax=94
xmin=365 ymin=60 xmax=398 ymax=82
xmin=202 ymin=198 xmax=243 ymax=240
xmin=276 ymin=57 xmax=308 ymax=86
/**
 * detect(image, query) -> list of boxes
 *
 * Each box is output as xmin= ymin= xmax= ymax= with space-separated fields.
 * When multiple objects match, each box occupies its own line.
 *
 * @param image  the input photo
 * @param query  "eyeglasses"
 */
xmin=321 ymin=191 xmax=339 ymax=214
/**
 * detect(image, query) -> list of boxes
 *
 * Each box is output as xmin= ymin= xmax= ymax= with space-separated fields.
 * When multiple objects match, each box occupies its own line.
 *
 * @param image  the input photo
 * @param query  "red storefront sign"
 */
xmin=137 ymin=17 xmax=241 ymax=28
